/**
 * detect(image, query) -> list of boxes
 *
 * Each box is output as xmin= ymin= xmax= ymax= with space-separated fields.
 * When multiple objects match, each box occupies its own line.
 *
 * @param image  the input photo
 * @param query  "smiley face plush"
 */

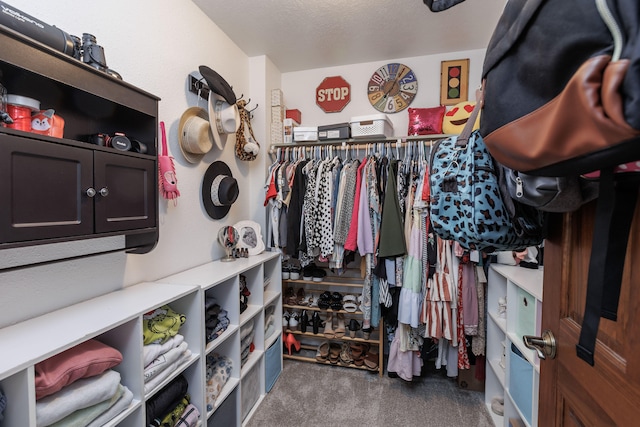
xmin=442 ymin=101 xmax=480 ymax=135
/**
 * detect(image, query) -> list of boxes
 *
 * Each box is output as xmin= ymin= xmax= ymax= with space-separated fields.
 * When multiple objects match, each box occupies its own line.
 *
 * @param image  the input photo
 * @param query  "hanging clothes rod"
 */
xmin=268 ymin=137 xmax=441 ymax=155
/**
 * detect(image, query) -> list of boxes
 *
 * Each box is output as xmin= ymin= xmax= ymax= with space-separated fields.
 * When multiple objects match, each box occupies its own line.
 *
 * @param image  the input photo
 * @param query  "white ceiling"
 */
xmin=192 ymin=0 xmax=507 ymax=73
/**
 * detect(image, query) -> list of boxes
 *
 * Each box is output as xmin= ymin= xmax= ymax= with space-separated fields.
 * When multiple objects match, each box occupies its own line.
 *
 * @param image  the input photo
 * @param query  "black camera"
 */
xmin=89 ymin=132 xmax=131 ymax=151
xmin=89 ymin=132 xmax=147 ymax=154
xmin=81 ymin=33 xmax=122 ymax=80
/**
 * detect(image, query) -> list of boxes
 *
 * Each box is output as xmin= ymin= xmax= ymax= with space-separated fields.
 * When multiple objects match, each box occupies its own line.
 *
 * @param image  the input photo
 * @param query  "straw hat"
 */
xmin=208 ymin=93 xmax=240 ymax=150
xmin=178 ymin=107 xmax=214 ymax=163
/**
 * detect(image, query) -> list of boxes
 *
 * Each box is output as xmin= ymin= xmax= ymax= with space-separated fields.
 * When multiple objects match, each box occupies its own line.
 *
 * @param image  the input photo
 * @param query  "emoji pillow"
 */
xmin=442 ymin=101 xmax=480 ymax=135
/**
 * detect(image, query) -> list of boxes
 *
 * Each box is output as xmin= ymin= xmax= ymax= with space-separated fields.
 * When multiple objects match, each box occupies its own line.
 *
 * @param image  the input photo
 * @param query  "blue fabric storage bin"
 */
xmin=265 ymin=334 xmax=282 ymax=392
xmin=509 ymin=343 xmax=533 ymax=425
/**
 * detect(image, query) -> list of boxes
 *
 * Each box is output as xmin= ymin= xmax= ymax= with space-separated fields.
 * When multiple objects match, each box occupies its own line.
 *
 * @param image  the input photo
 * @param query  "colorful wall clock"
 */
xmin=367 ymin=63 xmax=418 ymax=113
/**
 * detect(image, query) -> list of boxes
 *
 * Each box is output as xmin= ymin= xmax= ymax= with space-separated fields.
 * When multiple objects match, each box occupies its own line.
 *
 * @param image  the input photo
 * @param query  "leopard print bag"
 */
xmin=429 ymin=101 xmax=543 ymax=252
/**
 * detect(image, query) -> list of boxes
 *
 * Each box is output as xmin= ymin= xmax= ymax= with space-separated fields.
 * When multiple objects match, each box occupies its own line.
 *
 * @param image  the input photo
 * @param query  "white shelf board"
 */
xmin=488 ymin=311 xmax=507 ymax=333
xmin=488 ymin=358 xmax=506 ymax=388
xmin=0 ymin=282 xmax=197 ymax=380
xmin=490 ymin=264 xmax=544 ymax=301
xmin=159 ymin=252 xmax=281 ymax=289
xmin=206 ymin=324 xmax=239 ymax=355
xmin=240 ymin=350 xmax=264 ymax=379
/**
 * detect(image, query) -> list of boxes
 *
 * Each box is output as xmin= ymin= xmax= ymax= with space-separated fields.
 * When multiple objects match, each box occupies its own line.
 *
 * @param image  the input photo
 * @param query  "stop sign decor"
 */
xmin=316 ymin=76 xmax=351 ymax=113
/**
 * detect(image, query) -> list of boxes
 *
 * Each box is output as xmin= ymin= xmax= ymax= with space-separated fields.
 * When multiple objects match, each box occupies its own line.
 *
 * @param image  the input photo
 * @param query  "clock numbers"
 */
xmin=367 ymin=63 xmax=418 ymax=113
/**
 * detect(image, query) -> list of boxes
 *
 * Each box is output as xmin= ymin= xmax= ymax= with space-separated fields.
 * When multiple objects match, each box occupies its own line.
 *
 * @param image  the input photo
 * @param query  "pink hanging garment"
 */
xmin=158 ymin=121 xmax=180 ymax=204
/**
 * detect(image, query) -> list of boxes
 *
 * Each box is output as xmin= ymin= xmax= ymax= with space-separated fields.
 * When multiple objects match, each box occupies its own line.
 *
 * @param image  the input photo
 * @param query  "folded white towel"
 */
xmin=36 ymin=369 xmax=121 ymax=427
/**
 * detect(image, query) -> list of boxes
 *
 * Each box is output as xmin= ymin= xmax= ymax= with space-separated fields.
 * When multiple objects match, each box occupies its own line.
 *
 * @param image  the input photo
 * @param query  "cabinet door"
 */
xmin=0 ymin=134 xmax=94 ymax=243
xmin=93 ymin=151 xmax=156 ymax=233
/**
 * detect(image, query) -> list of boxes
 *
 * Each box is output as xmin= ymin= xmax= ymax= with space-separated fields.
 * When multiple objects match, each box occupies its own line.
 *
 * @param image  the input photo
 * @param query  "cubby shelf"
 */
xmin=485 ymin=263 xmax=543 ymax=427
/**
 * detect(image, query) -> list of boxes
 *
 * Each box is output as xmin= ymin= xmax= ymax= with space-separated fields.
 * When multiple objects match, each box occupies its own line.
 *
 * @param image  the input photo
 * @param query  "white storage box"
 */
xmin=293 ymin=126 xmax=318 ymax=142
xmin=350 ymin=114 xmax=393 ymax=139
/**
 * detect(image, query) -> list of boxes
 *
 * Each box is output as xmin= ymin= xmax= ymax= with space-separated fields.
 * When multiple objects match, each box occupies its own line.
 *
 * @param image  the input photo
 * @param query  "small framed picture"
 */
xmin=233 ymin=220 xmax=265 ymax=256
xmin=440 ymin=59 xmax=469 ymax=106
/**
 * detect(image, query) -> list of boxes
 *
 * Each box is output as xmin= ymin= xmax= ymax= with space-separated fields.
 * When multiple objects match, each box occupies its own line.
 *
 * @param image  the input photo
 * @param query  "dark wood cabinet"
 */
xmin=0 ymin=25 xmax=159 ymax=254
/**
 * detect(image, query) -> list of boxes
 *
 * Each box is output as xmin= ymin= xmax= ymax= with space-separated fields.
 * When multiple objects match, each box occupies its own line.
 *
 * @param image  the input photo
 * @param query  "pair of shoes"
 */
xmin=283 ymin=332 xmax=301 ymax=355
xmin=491 ymin=397 xmax=504 ymax=416
xmin=348 ymin=319 xmax=361 ymax=338
xmin=342 ymin=294 xmax=359 ymax=313
xmin=283 ymin=310 xmax=299 ymax=330
xmin=339 ymin=342 xmax=353 ymax=365
xmin=284 ymin=287 xmax=296 ymax=305
xmin=350 ymin=342 xmax=369 ymax=366
xmin=312 ymin=269 xmax=327 ymax=282
xmin=316 ymin=341 xmax=330 ymax=361
xmin=328 ymin=342 xmax=341 ymax=364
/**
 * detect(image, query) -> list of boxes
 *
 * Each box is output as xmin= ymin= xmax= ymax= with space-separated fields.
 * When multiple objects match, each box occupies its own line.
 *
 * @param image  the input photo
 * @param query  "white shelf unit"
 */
xmin=0 ymin=282 xmax=201 ymax=427
xmin=157 ymin=251 xmax=282 ymax=426
xmin=485 ymin=264 xmax=543 ymax=427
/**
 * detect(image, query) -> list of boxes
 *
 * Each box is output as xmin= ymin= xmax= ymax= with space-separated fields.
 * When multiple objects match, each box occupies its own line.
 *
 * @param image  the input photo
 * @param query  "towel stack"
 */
xmin=34 ymin=339 xmax=132 ymax=427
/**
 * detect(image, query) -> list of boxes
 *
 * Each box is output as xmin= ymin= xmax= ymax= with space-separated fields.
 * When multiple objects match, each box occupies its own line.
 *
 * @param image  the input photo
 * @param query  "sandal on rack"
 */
xmin=348 ymin=319 xmax=361 ymax=338
xmin=334 ymin=313 xmax=346 ymax=338
xmin=296 ymin=288 xmax=306 ymax=305
xmin=342 ymin=294 xmax=359 ymax=313
xmin=364 ymin=351 xmax=379 ymax=371
xmin=330 ymin=292 xmax=343 ymax=311
xmin=328 ymin=342 xmax=341 ymax=364
xmin=316 ymin=341 xmax=330 ymax=362
xmin=284 ymin=287 xmax=296 ymax=305
xmin=323 ymin=312 xmax=335 ymax=339
xmin=350 ymin=342 xmax=368 ymax=366
xmin=339 ymin=342 xmax=353 ymax=365
xmin=317 ymin=291 xmax=332 ymax=310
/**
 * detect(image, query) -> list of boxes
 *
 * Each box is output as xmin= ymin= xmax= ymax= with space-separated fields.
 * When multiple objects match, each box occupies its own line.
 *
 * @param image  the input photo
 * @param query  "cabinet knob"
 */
xmin=86 ymin=188 xmax=96 ymax=197
xmin=99 ymin=187 xmax=109 ymax=197
xmin=523 ymin=329 xmax=557 ymax=360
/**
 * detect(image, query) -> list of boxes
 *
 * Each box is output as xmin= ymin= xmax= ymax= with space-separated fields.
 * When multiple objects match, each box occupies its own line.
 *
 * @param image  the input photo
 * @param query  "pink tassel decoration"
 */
xmin=158 ymin=121 xmax=180 ymax=204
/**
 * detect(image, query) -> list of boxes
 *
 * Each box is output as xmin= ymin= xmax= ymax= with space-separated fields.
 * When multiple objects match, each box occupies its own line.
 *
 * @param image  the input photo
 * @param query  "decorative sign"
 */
xmin=316 ymin=76 xmax=351 ymax=113
xmin=440 ymin=59 xmax=469 ymax=106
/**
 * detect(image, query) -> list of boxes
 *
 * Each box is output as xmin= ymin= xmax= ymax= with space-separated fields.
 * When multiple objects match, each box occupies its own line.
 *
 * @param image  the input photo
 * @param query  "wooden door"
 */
xmin=539 ymin=201 xmax=640 ymax=426
xmin=93 ymin=151 xmax=156 ymax=233
xmin=0 ymin=134 xmax=94 ymax=244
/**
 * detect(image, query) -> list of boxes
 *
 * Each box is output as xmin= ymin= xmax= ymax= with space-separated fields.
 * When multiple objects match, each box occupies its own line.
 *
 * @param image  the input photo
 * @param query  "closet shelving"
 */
xmin=157 ymin=251 xmax=282 ymax=426
xmin=485 ymin=263 xmax=544 ymax=427
xmin=282 ymin=271 xmax=384 ymax=377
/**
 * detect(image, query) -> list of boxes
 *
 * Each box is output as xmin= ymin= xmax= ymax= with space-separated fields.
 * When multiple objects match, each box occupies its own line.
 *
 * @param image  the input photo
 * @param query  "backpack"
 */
xmin=480 ymin=0 xmax=640 ymax=366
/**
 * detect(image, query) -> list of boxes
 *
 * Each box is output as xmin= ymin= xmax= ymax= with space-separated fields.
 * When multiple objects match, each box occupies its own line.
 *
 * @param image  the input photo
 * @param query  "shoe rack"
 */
xmin=281 ymin=266 xmax=384 ymax=377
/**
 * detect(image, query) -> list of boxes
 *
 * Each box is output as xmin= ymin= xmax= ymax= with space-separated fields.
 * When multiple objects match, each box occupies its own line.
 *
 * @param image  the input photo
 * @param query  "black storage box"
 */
xmin=318 ymin=122 xmax=350 ymax=140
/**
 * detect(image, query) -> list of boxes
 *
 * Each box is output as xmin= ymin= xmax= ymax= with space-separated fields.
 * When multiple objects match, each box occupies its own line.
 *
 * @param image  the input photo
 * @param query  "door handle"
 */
xmin=523 ymin=329 xmax=557 ymax=360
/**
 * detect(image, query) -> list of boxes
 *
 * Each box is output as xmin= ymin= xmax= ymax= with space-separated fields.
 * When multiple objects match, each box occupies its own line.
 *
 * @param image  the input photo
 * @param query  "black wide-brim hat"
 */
xmin=202 ymin=161 xmax=239 ymax=220
xmin=199 ymin=65 xmax=237 ymax=105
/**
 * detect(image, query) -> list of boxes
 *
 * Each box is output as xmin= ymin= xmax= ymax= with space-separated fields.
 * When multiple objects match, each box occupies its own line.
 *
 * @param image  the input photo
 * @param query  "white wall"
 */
xmin=281 ymin=49 xmax=486 ymax=135
xmin=0 ymin=0 xmax=273 ymax=328
xmin=0 ymin=1 xmax=485 ymax=330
